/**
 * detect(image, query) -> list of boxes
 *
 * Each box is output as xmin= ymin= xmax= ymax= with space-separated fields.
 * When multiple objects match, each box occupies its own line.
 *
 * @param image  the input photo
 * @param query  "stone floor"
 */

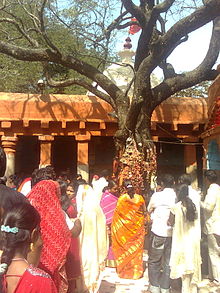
xmin=99 ymin=266 xmax=149 ymax=293
xmin=99 ymin=253 xmax=220 ymax=293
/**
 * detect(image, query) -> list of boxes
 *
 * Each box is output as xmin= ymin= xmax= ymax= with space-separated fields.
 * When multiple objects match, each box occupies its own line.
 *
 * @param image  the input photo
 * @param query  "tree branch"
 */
xmin=101 ymin=11 xmax=129 ymax=40
xmin=154 ymin=0 xmax=175 ymax=13
xmin=46 ymin=74 xmax=116 ymax=108
xmin=38 ymin=0 xmax=61 ymax=54
xmin=157 ymin=0 xmax=220 ymax=61
xmin=0 ymin=17 xmax=38 ymax=47
xmin=0 ymin=0 xmax=8 ymax=11
xmin=152 ymin=17 xmax=220 ymax=108
xmin=0 ymin=41 xmax=125 ymax=103
xmin=136 ymin=1 xmax=220 ymax=81
xmin=122 ymin=0 xmax=146 ymax=25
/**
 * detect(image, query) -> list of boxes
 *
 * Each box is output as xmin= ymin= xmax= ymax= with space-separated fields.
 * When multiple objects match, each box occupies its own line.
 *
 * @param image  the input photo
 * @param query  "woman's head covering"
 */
xmin=27 ymin=180 xmax=71 ymax=275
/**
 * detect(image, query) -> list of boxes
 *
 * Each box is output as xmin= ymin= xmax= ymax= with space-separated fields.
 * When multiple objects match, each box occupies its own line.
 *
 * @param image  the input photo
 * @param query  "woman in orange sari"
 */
xmin=111 ymin=179 xmax=146 ymax=280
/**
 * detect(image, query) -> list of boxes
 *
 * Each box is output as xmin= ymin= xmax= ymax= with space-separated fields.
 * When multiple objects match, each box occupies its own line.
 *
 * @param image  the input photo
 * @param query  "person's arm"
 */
xmin=201 ymin=187 xmax=217 ymax=221
xmin=70 ymin=219 xmax=82 ymax=238
xmin=167 ymin=212 xmax=175 ymax=226
xmin=147 ymin=194 xmax=155 ymax=214
xmin=64 ymin=211 xmax=82 ymax=238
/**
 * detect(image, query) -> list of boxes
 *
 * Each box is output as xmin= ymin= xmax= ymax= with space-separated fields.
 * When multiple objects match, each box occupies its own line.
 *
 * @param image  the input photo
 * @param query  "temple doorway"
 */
xmin=89 ymin=136 xmax=115 ymax=179
xmin=52 ymin=136 xmax=77 ymax=177
xmin=15 ymin=136 xmax=40 ymax=176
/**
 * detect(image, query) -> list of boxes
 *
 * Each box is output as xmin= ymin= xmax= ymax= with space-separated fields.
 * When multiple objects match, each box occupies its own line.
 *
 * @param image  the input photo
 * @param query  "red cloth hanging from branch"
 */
xmin=129 ymin=18 xmax=141 ymax=35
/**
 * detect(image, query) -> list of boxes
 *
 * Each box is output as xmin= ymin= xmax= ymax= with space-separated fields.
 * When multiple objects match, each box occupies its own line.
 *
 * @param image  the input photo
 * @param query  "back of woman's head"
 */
xmin=123 ymin=179 xmax=135 ymax=197
xmin=57 ymin=179 xmax=70 ymax=211
xmin=57 ymin=179 xmax=68 ymax=196
xmin=177 ymin=184 xmax=197 ymax=222
xmin=107 ymin=180 xmax=117 ymax=189
xmin=31 ymin=166 xmax=56 ymax=187
xmin=77 ymin=178 xmax=87 ymax=185
xmin=103 ymin=180 xmax=118 ymax=194
xmin=0 ymin=203 xmax=40 ymax=274
xmin=0 ymin=184 xmax=28 ymax=215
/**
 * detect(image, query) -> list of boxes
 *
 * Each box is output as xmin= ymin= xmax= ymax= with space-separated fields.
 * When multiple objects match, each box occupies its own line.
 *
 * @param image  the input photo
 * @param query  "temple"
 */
xmin=0 ymin=92 xmax=207 ymax=186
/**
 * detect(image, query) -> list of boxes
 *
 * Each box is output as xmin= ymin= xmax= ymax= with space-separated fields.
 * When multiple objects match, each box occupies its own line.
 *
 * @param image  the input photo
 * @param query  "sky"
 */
xmin=116 ymin=22 xmax=220 ymax=79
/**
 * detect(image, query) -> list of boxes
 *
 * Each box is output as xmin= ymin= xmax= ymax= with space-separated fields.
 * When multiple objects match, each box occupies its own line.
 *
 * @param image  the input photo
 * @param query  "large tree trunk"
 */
xmin=113 ymin=107 xmax=157 ymax=197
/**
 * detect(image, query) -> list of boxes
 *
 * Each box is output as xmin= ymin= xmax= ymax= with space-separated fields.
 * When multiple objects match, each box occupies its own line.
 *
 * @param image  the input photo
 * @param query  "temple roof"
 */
xmin=0 ymin=92 xmax=207 ymax=125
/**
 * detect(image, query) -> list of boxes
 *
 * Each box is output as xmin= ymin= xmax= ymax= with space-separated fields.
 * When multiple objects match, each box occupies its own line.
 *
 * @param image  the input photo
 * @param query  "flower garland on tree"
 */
xmin=117 ymin=136 xmax=157 ymax=194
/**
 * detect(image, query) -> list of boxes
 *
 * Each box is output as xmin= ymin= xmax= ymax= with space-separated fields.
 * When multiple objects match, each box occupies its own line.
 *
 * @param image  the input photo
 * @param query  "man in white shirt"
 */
xmin=202 ymin=170 xmax=220 ymax=283
xmin=147 ymin=174 xmax=176 ymax=293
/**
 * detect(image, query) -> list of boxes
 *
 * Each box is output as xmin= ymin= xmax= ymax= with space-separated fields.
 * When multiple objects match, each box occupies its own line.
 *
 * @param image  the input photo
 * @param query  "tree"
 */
xmin=173 ymin=81 xmax=211 ymax=98
xmin=0 ymin=0 xmax=219 ymax=191
xmin=0 ymin=2 xmax=109 ymax=94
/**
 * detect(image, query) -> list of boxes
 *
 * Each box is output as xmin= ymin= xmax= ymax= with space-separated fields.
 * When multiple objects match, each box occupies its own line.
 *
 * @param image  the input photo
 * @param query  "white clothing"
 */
xmin=20 ymin=180 xmax=32 ymax=196
xmin=188 ymin=186 xmax=201 ymax=239
xmin=169 ymin=202 xmax=201 ymax=286
xmin=202 ymin=183 xmax=220 ymax=282
xmin=92 ymin=177 xmax=108 ymax=202
xmin=63 ymin=211 xmax=74 ymax=230
xmin=182 ymin=274 xmax=198 ymax=293
xmin=188 ymin=186 xmax=201 ymax=208
xmin=77 ymin=184 xmax=108 ymax=293
xmin=207 ymin=234 xmax=220 ymax=282
xmin=203 ymin=183 xmax=220 ymax=235
xmin=148 ymin=188 xmax=176 ymax=237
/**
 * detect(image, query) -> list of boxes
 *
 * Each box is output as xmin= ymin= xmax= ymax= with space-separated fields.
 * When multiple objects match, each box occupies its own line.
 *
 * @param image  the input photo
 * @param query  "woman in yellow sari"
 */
xmin=111 ymin=179 xmax=146 ymax=280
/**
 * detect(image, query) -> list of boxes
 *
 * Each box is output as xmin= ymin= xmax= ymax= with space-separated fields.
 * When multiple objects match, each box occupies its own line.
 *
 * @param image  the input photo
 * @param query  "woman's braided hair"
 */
xmin=0 ymin=203 xmax=40 ymax=274
xmin=177 ymin=184 xmax=197 ymax=222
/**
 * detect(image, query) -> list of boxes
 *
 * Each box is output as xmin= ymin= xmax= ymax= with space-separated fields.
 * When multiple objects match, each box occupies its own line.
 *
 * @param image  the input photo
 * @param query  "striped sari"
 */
xmin=111 ymin=193 xmax=145 ymax=279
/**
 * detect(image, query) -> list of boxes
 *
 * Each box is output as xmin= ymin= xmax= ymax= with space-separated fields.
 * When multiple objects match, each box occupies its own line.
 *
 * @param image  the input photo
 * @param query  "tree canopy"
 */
xmin=0 ymin=0 xmax=115 ymax=93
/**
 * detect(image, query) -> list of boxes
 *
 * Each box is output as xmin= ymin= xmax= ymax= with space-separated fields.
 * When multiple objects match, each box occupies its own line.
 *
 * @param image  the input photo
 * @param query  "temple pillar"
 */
xmin=184 ymin=143 xmax=198 ymax=189
xmin=75 ymin=133 xmax=91 ymax=182
xmin=38 ymin=135 xmax=54 ymax=168
xmin=1 ymin=136 xmax=18 ymax=178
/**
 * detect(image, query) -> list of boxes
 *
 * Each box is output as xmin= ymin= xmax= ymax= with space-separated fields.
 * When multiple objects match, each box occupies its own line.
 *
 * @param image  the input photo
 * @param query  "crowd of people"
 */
xmin=0 ymin=147 xmax=219 ymax=293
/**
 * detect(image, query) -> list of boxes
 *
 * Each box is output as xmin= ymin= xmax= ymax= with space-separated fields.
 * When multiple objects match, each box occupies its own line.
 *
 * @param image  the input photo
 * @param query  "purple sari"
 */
xmin=100 ymin=190 xmax=118 ymax=262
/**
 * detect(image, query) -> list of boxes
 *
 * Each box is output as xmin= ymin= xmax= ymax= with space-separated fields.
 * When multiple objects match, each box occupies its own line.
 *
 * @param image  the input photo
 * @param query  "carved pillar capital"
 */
xmin=75 ymin=133 xmax=91 ymax=142
xmin=1 ymin=136 xmax=18 ymax=177
xmin=1 ymin=136 xmax=18 ymax=153
xmin=38 ymin=135 xmax=54 ymax=142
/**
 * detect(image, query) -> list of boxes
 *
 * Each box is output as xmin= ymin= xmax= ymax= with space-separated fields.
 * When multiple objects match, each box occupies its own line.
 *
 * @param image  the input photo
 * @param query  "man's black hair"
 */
xmin=161 ymin=174 xmax=174 ymax=188
xmin=204 ymin=169 xmax=218 ymax=184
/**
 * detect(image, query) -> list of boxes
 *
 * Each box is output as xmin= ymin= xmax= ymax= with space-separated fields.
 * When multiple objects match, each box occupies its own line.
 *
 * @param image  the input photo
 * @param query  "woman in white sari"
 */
xmin=76 ymin=180 xmax=108 ymax=293
xmin=169 ymin=184 xmax=201 ymax=293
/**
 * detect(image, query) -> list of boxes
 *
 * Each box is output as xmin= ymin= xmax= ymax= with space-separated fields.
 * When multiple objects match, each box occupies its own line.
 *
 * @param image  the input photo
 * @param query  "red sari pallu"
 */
xmin=28 ymin=180 xmax=71 ymax=291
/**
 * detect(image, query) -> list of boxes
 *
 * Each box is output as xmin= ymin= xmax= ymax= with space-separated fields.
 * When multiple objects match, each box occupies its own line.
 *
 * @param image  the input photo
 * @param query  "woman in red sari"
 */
xmin=0 ymin=202 xmax=57 ymax=293
xmin=111 ymin=179 xmax=146 ymax=280
xmin=27 ymin=180 xmax=71 ymax=292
